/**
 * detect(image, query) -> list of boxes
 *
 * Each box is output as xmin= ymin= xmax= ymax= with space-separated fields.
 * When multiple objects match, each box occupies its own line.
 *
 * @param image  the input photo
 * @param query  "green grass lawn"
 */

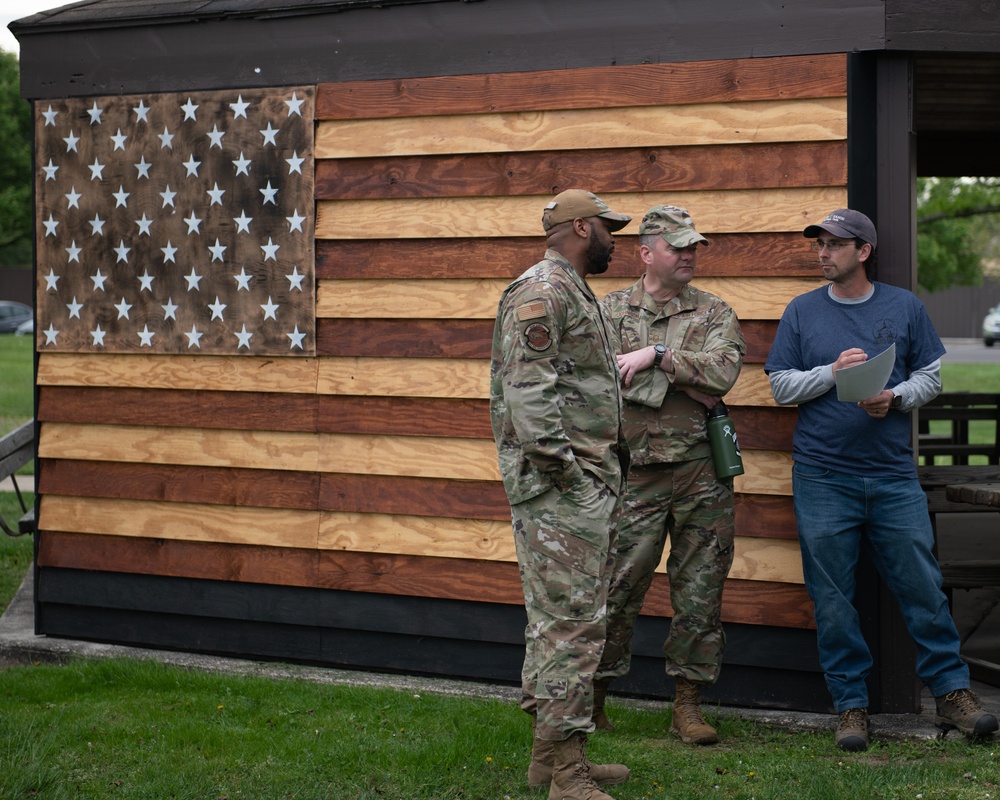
xmin=1 ymin=657 xmax=999 ymax=800
xmin=0 ymin=333 xmax=33 ymax=438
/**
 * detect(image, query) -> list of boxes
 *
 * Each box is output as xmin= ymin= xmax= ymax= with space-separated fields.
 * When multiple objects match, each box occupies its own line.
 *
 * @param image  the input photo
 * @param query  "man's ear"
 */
xmin=572 ymin=217 xmax=590 ymax=238
xmin=638 ymin=244 xmax=654 ymax=267
xmin=858 ymin=242 xmax=873 ymax=263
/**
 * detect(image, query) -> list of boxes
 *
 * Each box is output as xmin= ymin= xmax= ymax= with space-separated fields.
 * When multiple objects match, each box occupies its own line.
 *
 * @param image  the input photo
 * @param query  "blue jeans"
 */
xmin=792 ymin=462 xmax=969 ymax=711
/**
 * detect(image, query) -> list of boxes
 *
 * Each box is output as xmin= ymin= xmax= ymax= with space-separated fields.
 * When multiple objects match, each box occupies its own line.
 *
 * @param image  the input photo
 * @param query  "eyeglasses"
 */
xmin=810 ymin=239 xmax=855 ymax=252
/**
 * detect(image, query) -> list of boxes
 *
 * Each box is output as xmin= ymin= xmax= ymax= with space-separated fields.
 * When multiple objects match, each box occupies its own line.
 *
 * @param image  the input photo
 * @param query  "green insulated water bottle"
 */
xmin=707 ymin=401 xmax=744 ymax=478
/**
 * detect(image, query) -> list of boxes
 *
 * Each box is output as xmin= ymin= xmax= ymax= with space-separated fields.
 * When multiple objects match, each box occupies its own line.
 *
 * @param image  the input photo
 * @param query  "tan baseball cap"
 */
xmin=638 ymin=205 xmax=709 ymax=247
xmin=541 ymin=190 xmax=632 ymax=233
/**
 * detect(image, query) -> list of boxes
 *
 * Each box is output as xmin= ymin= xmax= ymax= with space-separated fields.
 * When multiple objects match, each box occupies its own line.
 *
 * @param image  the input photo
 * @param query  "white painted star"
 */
xmin=208 ymin=296 xmax=227 ymax=321
xmin=43 ymin=324 xmax=59 ymax=345
xmin=233 ymin=210 xmax=252 ymax=233
xmin=138 ymin=270 xmax=155 ymax=292
xmin=184 ymin=268 xmax=203 ymax=291
xmin=42 ymin=159 xmax=59 ymax=181
xmin=114 ymin=240 xmax=131 ymax=263
xmin=259 ymin=181 xmax=278 ymax=205
xmin=115 ymin=297 xmax=132 ymax=320
xmin=185 ymin=326 xmax=203 ymax=348
xmin=90 ymin=326 xmax=106 ymax=346
xmin=207 ymin=182 xmax=226 ymax=206
xmin=158 ymin=126 xmax=174 ymax=149
xmin=286 ymin=209 xmax=306 ymax=233
xmin=208 ymin=239 xmax=227 ymax=262
xmin=259 ymin=122 xmax=278 ymax=146
xmin=43 ymin=214 xmax=59 ymax=237
xmin=184 ymin=212 xmax=202 ymax=234
xmin=232 ymin=151 xmax=251 ymax=176
xmin=135 ymin=157 xmax=151 ymax=179
xmin=181 ymin=97 xmax=199 ymax=121
xmin=65 ymin=240 xmax=81 ymax=262
xmin=286 ymin=151 xmax=304 ymax=175
xmin=235 ymin=324 xmax=253 ymax=349
xmin=207 ymin=124 xmax=226 ymax=148
xmin=182 ymin=154 xmax=201 ymax=177
xmin=161 ymin=241 xmax=178 ymax=263
xmin=135 ymin=213 xmax=153 ymax=236
xmin=138 ymin=325 xmax=155 ymax=347
xmin=230 ymin=94 xmax=250 ymax=119
xmin=63 ymin=130 xmax=79 ymax=152
xmin=260 ymin=296 xmax=279 ymax=320
xmin=160 ymin=185 xmax=177 ymax=208
xmin=44 ymin=270 xmax=59 ymax=292
xmin=87 ymin=101 xmax=103 ymax=125
xmin=66 ymin=297 xmax=83 ymax=319
xmin=89 ymin=214 xmax=105 ymax=236
xmin=42 ymin=105 xmax=58 ymax=126
xmin=133 ymin=100 xmax=150 ymax=123
xmin=260 ymin=237 xmax=280 ymax=261
xmin=88 ymin=159 xmax=105 ymax=180
xmin=285 ymin=91 xmax=304 ymax=116
xmin=111 ymin=128 xmax=128 ymax=150
xmin=287 ymin=326 xmax=306 ymax=350
xmin=112 ymin=185 xmax=130 ymax=208
xmin=161 ymin=298 xmax=179 ymax=320
xmin=234 ymin=267 xmax=253 ymax=291
xmin=64 ymin=186 xmax=81 ymax=209
xmin=90 ymin=269 xmax=108 ymax=291
xmin=286 ymin=266 xmax=305 ymax=291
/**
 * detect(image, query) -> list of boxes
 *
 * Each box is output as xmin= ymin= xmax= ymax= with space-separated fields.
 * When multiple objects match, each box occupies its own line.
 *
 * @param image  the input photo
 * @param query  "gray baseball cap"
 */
xmin=803 ymin=209 xmax=877 ymax=247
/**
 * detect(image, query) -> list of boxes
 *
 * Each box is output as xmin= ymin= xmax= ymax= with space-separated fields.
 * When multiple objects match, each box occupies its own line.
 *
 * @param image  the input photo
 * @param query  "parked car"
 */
xmin=984 ymin=305 xmax=1000 ymax=347
xmin=15 ymin=317 xmax=33 ymax=336
xmin=0 ymin=301 xmax=32 ymax=334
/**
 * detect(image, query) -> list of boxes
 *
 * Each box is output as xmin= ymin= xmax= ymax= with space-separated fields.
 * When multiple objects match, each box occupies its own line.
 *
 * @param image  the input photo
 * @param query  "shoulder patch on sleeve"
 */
xmin=517 ymin=302 xmax=547 ymax=321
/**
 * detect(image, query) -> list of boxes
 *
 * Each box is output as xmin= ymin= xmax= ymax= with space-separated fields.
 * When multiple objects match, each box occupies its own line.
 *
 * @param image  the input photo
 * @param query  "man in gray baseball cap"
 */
xmin=765 ymin=208 xmax=997 ymax=751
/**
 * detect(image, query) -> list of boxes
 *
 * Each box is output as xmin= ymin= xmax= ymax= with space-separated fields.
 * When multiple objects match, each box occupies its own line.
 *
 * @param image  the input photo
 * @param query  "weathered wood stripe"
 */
xmin=315 ymin=54 xmax=847 ymax=118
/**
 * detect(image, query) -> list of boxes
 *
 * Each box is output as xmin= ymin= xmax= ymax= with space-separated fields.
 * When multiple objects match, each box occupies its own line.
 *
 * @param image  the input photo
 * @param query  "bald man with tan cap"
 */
xmin=491 ymin=189 xmax=632 ymax=799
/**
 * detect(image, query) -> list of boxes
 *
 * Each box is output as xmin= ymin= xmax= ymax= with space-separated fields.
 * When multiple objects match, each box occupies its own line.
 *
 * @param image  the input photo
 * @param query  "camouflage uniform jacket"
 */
xmin=601 ymin=279 xmax=745 ymax=466
xmin=490 ymin=249 xmax=626 ymax=505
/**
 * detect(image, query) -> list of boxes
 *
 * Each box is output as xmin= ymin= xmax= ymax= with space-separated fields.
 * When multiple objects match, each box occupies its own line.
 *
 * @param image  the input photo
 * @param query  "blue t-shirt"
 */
xmin=764 ymin=282 xmax=945 ymax=479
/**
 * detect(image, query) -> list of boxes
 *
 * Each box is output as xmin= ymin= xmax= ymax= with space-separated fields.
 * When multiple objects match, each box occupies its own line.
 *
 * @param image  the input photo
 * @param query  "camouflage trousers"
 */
xmin=596 ymin=456 xmax=735 ymax=686
xmin=511 ymin=468 xmax=621 ymax=741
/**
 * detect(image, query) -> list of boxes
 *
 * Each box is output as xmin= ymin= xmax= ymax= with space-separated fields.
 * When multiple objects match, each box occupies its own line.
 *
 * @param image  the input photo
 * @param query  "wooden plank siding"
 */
xmin=34 ymin=53 xmax=847 ymax=695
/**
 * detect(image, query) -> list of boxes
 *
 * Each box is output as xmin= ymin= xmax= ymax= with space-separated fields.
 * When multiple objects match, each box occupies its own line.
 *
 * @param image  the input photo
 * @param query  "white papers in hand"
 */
xmin=835 ymin=343 xmax=896 ymax=402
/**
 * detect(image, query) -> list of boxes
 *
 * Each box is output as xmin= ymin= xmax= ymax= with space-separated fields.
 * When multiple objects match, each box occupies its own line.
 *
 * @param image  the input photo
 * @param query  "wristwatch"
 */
xmin=652 ymin=343 xmax=666 ymax=368
xmin=891 ymin=393 xmax=903 ymax=409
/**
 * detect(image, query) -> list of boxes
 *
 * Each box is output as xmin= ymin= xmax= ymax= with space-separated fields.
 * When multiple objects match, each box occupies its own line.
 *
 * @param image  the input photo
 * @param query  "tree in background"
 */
xmin=917 ymin=177 xmax=1000 ymax=293
xmin=0 ymin=50 xmax=32 ymax=268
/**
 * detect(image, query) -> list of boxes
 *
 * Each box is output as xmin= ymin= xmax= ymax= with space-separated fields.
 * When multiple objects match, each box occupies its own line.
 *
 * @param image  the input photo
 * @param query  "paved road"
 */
xmin=941 ymin=338 xmax=1000 ymax=364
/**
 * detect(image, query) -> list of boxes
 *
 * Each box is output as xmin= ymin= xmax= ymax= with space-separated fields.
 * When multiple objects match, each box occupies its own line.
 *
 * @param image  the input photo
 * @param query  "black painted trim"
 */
xmin=36 ymin=567 xmax=831 ymax=710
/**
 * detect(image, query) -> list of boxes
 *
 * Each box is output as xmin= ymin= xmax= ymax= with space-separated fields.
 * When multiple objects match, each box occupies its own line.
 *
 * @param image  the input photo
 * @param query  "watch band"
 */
xmin=652 ymin=343 xmax=666 ymax=368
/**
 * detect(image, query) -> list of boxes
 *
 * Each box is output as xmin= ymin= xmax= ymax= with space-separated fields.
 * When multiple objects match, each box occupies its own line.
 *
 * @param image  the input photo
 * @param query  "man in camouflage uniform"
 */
xmin=490 ymin=189 xmax=632 ymax=800
xmin=594 ymin=205 xmax=745 ymax=745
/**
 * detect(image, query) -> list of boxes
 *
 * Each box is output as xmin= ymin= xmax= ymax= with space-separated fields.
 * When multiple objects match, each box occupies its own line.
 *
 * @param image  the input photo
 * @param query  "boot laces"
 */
xmin=838 ymin=707 xmax=867 ymax=731
xmin=944 ymin=689 xmax=980 ymax=713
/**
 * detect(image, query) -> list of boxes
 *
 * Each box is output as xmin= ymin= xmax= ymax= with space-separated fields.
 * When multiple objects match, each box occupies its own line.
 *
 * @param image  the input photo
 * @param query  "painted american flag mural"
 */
xmin=34 ymin=86 xmax=316 ymax=356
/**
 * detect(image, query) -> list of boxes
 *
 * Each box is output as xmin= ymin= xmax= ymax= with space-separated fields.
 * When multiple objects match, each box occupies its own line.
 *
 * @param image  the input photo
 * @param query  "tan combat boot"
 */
xmin=592 ymin=679 xmax=615 ymax=731
xmin=527 ymin=719 xmax=630 ymax=789
xmin=669 ymin=677 xmax=718 ymax=745
xmin=547 ymin=732 xmax=619 ymax=800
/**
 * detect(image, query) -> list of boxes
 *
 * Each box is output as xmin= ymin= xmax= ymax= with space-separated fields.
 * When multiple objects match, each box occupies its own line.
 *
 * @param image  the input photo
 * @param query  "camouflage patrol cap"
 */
xmin=541 ymin=189 xmax=632 ymax=233
xmin=638 ymin=205 xmax=709 ymax=247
